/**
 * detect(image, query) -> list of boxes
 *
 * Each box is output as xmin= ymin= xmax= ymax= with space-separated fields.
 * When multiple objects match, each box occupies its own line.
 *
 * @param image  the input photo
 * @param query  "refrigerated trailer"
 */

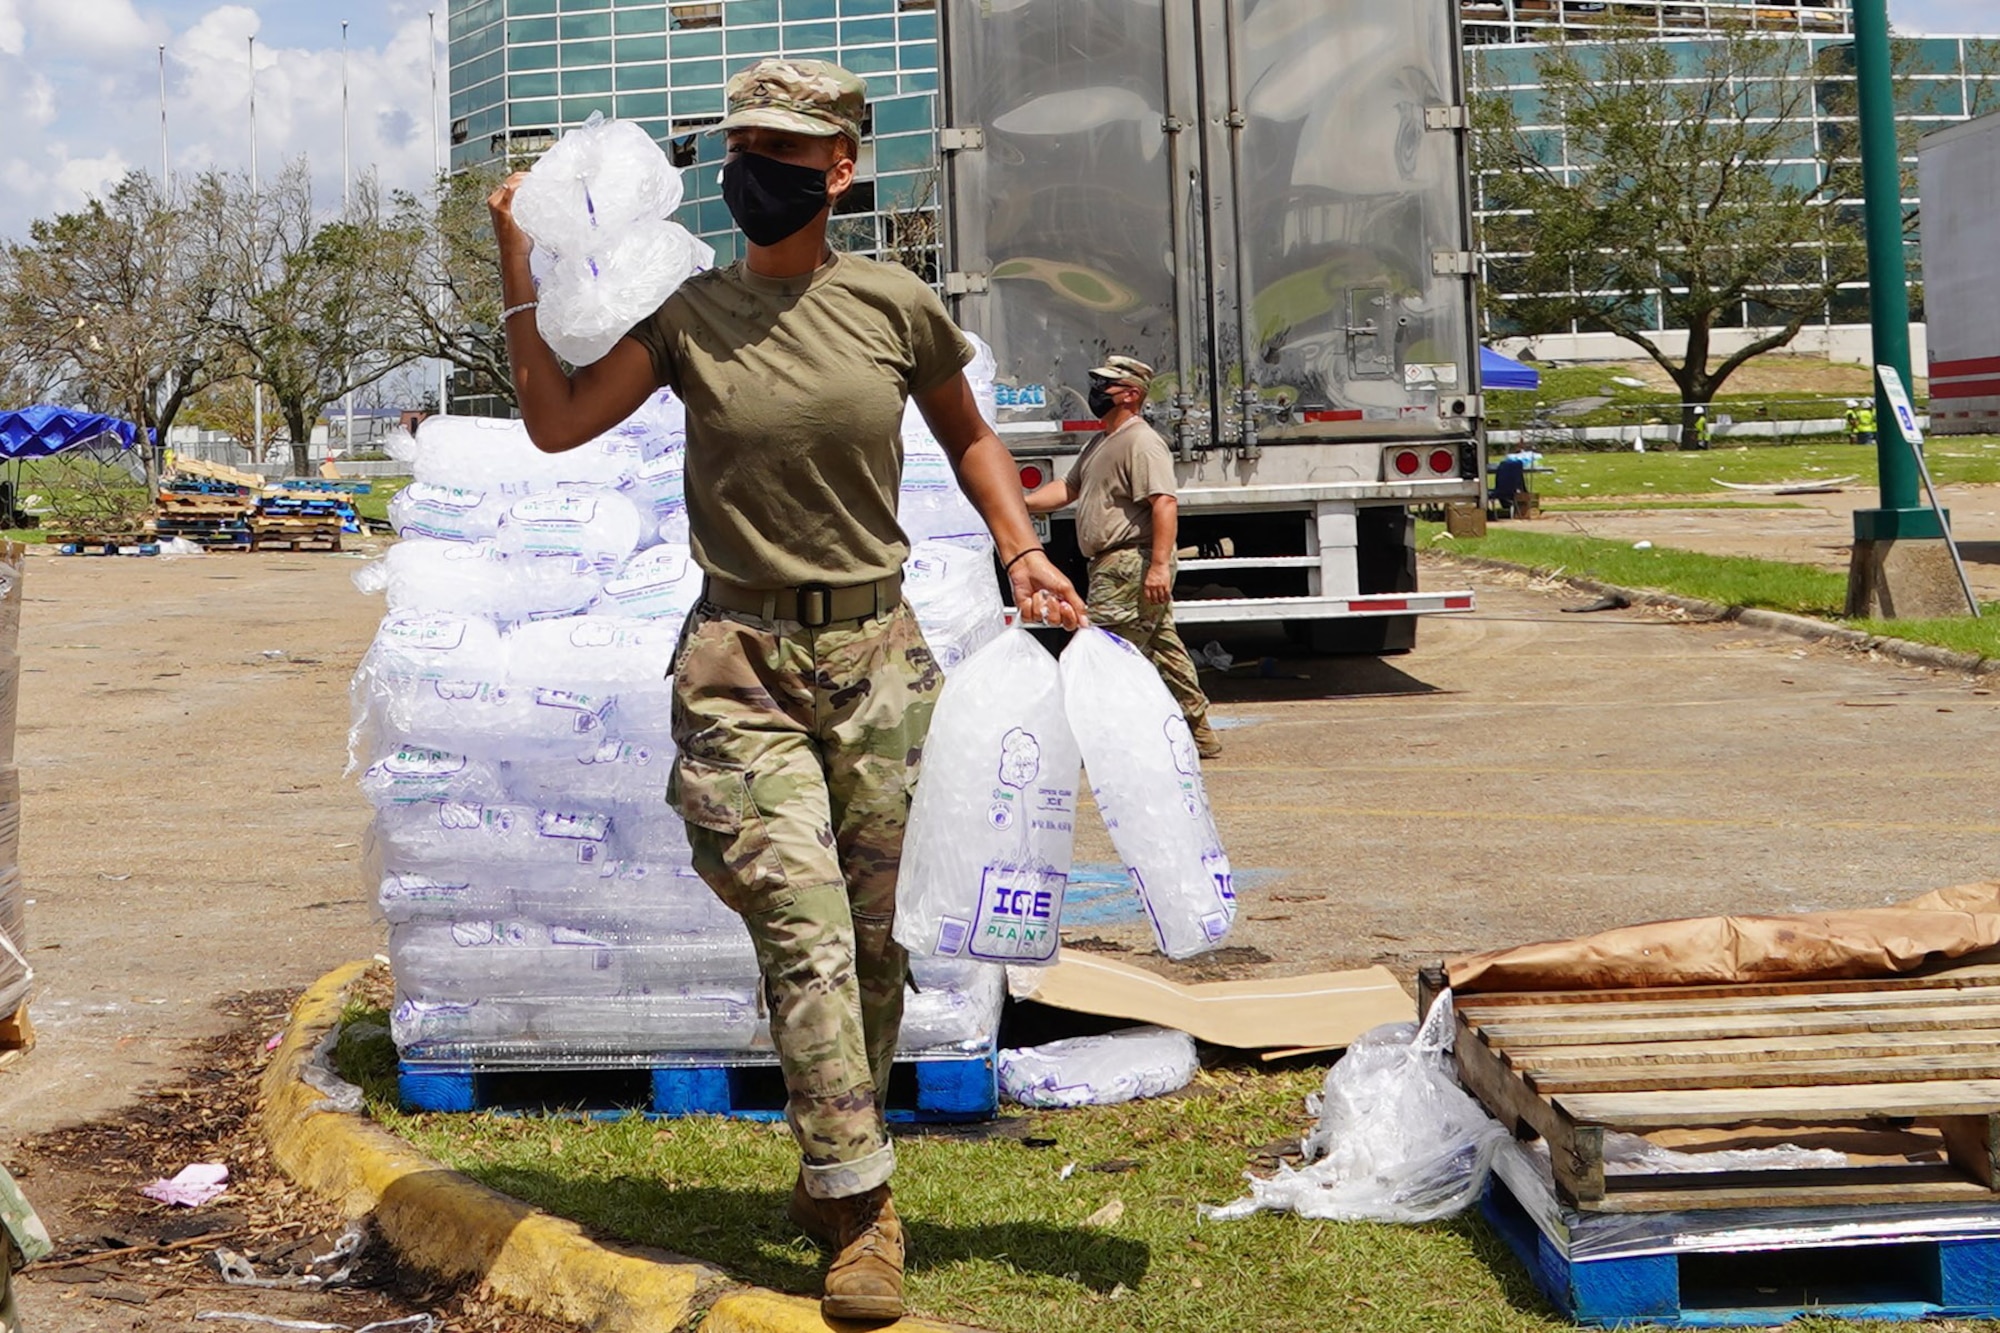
xmin=938 ymin=0 xmax=1485 ymax=653
xmin=1919 ymin=113 xmax=2000 ymax=437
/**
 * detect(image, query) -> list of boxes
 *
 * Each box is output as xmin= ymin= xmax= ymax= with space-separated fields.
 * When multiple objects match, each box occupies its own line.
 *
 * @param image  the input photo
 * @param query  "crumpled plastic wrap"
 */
xmin=1201 ymin=994 xmax=1508 ymax=1223
xmin=1060 ymin=628 xmax=1234 ymax=959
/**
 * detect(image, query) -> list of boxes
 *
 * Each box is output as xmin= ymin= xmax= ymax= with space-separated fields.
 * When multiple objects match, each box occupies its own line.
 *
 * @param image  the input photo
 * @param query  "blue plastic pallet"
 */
xmin=1482 ymin=1171 xmax=2000 ymax=1327
xmin=399 ymin=1041 xmax=998 ymax=1125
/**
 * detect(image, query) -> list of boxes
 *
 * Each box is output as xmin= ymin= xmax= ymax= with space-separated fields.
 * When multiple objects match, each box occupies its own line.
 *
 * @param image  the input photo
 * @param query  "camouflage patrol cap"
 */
xmin=717 ymin=59 xmax=866 ymax=144
xmin=1089 ymin=355 xmax=1156 ymax=391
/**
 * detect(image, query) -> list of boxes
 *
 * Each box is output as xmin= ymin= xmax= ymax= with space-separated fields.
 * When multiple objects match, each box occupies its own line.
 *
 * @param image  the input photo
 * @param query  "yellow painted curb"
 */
xmin=706 ymin=1289 xmax=982 ymax=1333
xmin=259 ymin=962 xmax=984 ymax=1333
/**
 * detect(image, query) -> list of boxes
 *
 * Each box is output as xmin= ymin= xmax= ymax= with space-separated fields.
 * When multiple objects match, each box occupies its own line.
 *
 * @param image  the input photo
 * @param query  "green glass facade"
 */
xmin=448 ymin=0 xmax=942 ymax=269
xmin=1472 ymin=32 xmax=2000 ymax=335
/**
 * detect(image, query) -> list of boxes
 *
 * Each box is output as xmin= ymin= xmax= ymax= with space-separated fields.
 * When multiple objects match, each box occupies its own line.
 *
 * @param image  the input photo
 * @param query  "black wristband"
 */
xmin=1003 ymin=546 xmax=1044 ymax=573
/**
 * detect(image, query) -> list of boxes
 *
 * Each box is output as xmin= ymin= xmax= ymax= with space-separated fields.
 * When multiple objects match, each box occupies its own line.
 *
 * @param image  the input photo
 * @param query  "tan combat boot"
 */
xmin=786 ymin=1170 xmax=836 ymax=1247
xmin=819 ymin=1184 xmax=905 ymax=1323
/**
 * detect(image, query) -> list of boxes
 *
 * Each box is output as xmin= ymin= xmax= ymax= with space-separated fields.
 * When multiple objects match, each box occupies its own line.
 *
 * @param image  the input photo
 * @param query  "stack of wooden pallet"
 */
xmin=154 ymin=480 xmax=255 ymax=550
xmin=250 ymin=490 xmax=350 ymax=551
xmin=1435 ymin=965 xmax=2000 ymax=1325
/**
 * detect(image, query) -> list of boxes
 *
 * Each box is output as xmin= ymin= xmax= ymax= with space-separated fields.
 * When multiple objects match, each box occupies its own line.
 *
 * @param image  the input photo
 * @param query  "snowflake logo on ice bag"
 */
xmin=989 ymin=727 xmax=1043 ymax=830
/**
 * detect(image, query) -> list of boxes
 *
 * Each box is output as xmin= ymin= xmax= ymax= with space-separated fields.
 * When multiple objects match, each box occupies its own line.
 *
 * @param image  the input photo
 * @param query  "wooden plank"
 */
xmin=1452 ymin=1010 xmax=1605 ymax=1203
xmin=1556 ymin=1078 xmax=2000 ymax=1129
xmin=1469 ymin=1000 xmax=2000 ymax=1047
xmin=1939 ymin=1114 xmax=2000 ymax=1190
xmin=1581 ymin=1174 xmax=2000 ymax=1214
xmin=1505 ymin=1026 xmax=2000 ymax=1071
xmin=1461 ymin=981 xmax=2000 ymax=1028
xmin=1452 ymin=962 xmax=2000 ymax=1014
xmin=1527 ymin=1052 xmax=2000 ymax=1095
xmin=0 ymin=1002 xmax=31 ymax=1052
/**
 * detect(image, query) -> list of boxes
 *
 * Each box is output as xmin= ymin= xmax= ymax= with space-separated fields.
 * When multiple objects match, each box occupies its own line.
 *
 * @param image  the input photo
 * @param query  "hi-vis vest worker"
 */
xmin=487 ymin=58 xmax=1087 ymax=1324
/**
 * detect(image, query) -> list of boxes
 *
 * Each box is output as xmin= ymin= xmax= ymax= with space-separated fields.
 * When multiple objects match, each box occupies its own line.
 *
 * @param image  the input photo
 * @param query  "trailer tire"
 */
xmin=1290 ymin=615 xmax=1417 ymax=656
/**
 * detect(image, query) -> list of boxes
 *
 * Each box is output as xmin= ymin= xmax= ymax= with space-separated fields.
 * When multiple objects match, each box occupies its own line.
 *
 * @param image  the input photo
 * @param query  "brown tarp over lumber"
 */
xmin=1447 ymin=880 xmax=2000 ymax=995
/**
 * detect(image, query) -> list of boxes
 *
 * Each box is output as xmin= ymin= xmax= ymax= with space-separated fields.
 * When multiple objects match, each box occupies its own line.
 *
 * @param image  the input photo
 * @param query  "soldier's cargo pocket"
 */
xmin=670 ymin=755 xmax=785 ymax=912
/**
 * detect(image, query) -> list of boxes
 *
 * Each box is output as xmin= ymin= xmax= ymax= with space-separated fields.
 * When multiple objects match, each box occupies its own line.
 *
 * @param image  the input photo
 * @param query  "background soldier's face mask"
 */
xmin=1087 ymin=377 xmax=1121 ymax=420
xmin=722 ymin=150 xmax=832 ymax=247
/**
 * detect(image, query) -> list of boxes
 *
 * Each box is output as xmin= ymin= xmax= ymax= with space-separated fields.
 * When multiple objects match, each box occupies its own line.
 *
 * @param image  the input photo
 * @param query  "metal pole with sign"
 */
xmin=1879 ymin=365 xmax=1979 ymax=617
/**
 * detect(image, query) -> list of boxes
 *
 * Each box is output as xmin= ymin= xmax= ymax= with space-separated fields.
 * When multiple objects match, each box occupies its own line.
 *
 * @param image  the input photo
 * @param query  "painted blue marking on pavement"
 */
xmin=1061 ymin=861 xmax=1281 ymax=928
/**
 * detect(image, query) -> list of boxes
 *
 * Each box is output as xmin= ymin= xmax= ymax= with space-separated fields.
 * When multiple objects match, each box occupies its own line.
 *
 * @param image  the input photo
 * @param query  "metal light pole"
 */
xmin=342 ymin=19 xmax=354 ymax=462
xmin=431 ymin=9 xmax=449 ymax=417
xmin=250 ymin=35 xmax=264 ymax=464
xmin=157 ymin=45 xmax=168 ymax=188
xmin=1844 ymin=0 xmax=1963 ymax=617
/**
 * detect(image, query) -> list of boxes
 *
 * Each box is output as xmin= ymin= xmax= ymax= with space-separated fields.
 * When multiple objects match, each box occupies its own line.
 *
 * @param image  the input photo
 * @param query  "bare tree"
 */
xmin=207 ymin=161 xmax=418 ymax=475
xmin=383 ymin=166 xmax=515 ymax=412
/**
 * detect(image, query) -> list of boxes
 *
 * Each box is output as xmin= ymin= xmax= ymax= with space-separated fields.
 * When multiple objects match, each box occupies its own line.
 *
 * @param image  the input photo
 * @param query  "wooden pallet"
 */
xmin=167 ymin=457 xmax=266 ymax=490
xmin=399 ymin=1041 xmax=998 ymax=1125
xmin=1482 ymin=1167 xmax=2000 ymax=1326
xmin=0 ymin=1003 xmax=30 ymax=1070
xmin=1449 ymin=963 xmax=2000 ymax=1213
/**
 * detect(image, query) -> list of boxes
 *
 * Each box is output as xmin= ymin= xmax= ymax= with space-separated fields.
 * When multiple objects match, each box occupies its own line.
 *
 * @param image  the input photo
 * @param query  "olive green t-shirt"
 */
xmin=627 ymin=252 xmax=975 ymax=589
xmin=1064 ymin=418 xmax=1179 ymax=558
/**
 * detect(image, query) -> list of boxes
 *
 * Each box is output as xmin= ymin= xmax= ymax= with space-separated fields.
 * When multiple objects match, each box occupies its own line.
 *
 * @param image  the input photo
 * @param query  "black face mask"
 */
xmin=1087 ymin=383 xmax=1120 ymax=419
xmin=722 ymin=151 xmax=831 ymax=247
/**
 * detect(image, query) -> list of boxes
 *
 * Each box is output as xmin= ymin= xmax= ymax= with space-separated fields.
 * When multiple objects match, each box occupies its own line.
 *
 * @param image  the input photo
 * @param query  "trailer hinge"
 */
xmin=1431 ymin=250 xmax=1478 ymax=277
xmin=939 ymin=127 xmax=985 ymax=153
xmin=943 ymin=271 xmax=989 ymax=296
xmin=1162 ymin=115 xmax=1187 ymax=134
xmin=1424 ymin=105 xmax=1470 ymax=132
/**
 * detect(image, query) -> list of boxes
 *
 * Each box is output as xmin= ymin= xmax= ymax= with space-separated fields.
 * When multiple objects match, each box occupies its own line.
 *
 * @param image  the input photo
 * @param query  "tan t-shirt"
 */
xmin=627 ymin=253 xmax=974 ymax=589
xmin=1065 ymin=418 xmax=1178 ymax=558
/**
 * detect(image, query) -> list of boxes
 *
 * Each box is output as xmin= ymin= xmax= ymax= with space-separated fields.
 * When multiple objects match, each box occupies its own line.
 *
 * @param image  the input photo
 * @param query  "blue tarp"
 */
xmin=0 ymin=406 xmax=141 ymax=459
xmin=1481 ymin=346 xmax=1541 ymax=392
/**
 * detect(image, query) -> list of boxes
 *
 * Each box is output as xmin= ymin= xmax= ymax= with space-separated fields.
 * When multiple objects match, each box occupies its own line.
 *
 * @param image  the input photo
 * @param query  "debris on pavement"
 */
xmin=142 ymin=1163 xmax=230 ymax=1208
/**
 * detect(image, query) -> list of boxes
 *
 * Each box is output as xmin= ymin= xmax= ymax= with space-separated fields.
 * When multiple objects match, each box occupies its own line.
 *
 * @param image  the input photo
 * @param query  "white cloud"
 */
xmin=0 ymin=1 xmax=23 ymax=58
xmin=20 ymin=0 xmax=158 ymax=57
xmin=51 ymin=147 xmax=130 ymax=201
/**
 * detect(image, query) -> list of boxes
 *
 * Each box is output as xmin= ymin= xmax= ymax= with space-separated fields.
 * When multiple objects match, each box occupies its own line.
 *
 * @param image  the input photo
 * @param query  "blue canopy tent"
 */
xmin=0 ymin=407 xmax=141 ymax=458
xmin=1481 ymin=346 xmax=1541 ymax=392
xmin=0 ymin=408 xmax=147 ymax=531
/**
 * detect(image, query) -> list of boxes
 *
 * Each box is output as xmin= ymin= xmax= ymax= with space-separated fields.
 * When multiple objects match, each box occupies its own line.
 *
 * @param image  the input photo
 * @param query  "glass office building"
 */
xmin=1472 ymin=28 xmax=2000 ymax=347
xmin=447 ymin=0 xmax=944 ymax=270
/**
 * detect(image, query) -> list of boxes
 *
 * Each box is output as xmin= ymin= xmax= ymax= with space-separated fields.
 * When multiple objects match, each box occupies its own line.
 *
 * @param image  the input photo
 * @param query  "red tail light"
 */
xmin=1393 ymin=450 xmax=1422 ymax=477
xmin=1431 ymin=449 xmax=1457 ymax=475
xmin=1019 ymin=465 xmax=1046 ymax=490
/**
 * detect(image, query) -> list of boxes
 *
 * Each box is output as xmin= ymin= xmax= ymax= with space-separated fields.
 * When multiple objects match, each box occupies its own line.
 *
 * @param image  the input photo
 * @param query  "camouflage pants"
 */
xmin=669 ymin=599 xmax=940 ymax=1200
xmin=1087 ymin=548 xmax=1218 ymax=752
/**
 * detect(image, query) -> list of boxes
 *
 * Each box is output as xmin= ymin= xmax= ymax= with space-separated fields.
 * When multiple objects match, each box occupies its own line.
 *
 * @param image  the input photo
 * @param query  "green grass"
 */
xmin=349 ymin=476 xmax=411 ymax=525
xmin=1542 ymin=500 xmax=1806 ymax=513
xmin=1424 ymin=523 xmax=1850 ymax=616
xmin=1520 ymin=439 xmax=2000 ymax=500
xmin=1487 ymin=365 xmax=1860 ymax=431
xmin=334 ymin=1014 xmax=1561 ymax=1333
xmin=336 ymin=1011 xmax=2000 ymax=1333
xmin=1425 ymin=523 xmax=2000 ymax=659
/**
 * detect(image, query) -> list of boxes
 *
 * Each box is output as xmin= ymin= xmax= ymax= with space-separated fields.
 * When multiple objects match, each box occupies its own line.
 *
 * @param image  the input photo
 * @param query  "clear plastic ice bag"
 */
xmin=902 ymin=539 xmax=1005 ymax=672
xmin=354 ymin=538 xmax=603 ymax=623
xmin=387 ymin=482 xmax=507 ymax=544
xmin=895 ymin=629 xmax=1080 ymax=965
xmin=897 ymin=401 xmax=991 ymax=548
xmin=1200 ymin=994 xmax=1509 ymax=1224
xmin=494 ymin=487 xmax=647 ymax=574
xmin=360 ymin=745 xmax=510 ymax=807
xmin=510 ymin=115 xmax=685 ymax=259
xmin=595 ymin=544 xmax=703 ymax=622
xmin=1060 ymin=628 xmax=1234 ymax=960
xmin=536 ymin=219 xmax=714 ymax=367
xmin=998 ymin=1025 xmax=1197 ymax=1108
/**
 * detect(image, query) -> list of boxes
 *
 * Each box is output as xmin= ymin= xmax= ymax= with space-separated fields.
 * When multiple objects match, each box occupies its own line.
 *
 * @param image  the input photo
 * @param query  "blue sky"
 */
xmin=0 ymin=0 xmax=1984 ymax=238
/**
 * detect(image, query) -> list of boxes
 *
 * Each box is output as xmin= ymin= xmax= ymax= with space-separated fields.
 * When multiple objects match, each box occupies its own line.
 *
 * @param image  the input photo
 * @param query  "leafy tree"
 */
xmin=0 ymin=173 xmax=226 ymax=486
xmin=1473 ymin=24 xmax=1867 ymax=447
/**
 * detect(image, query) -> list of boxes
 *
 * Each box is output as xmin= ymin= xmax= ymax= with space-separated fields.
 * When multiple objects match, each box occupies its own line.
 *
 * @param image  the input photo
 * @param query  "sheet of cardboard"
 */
xmin=1012 ymin=952 xmax=1413 ymax=1051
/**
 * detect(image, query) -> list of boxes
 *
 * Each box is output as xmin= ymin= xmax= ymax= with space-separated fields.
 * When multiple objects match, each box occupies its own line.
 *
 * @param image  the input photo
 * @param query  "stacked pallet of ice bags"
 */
xmin=354 ymin=373 xmax=1013 ymax=1063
